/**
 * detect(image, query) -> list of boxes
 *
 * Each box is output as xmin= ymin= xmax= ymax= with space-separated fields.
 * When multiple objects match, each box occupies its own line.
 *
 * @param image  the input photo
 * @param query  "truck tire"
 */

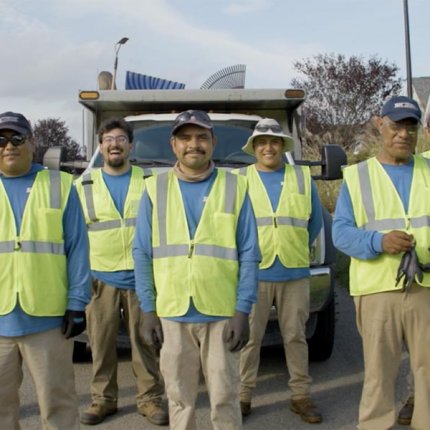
xmin=73 ymin=340 xmax=91 ymax=363
xmin=322 ymin=206 xmax=336 ymax=265
xmin=307 ymin=295 xmax=335 ymax=362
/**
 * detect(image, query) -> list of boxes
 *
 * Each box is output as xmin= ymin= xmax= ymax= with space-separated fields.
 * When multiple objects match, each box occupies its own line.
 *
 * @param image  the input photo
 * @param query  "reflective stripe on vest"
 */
xmin=344 ymin=156 xmax=430 ymax=295
xmin=76 ymin=166 xmax=146 ymax=271
xmin=238 ymin=164 xmax=310 ymax=268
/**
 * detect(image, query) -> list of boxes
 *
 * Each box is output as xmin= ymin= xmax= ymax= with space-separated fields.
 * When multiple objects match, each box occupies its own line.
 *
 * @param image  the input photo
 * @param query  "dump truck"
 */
xmin=46 ymin=87 xmax=345 ymax=361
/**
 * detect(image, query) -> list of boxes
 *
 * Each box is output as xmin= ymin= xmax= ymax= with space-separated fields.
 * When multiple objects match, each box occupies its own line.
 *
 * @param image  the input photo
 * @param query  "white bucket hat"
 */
xmin=242 ymin=118 xmax=294 ymax=155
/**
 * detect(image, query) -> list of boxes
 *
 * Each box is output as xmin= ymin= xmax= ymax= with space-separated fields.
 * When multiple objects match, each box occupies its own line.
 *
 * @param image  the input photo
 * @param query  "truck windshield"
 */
xmin=91 ymin=122 xmax=257 ymax=168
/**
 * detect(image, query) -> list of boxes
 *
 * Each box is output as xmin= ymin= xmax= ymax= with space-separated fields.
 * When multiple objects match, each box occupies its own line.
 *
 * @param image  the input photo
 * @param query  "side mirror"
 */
xmin=320 ymin=144 xmax=347 ymax=180
xmin=43 ymin=146 xmax=64 ymax=170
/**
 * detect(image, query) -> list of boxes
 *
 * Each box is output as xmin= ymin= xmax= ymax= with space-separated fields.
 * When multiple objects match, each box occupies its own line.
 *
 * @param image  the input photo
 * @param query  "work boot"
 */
xmin=80 ymin=403 xmax=118 ymax=425
xmin=397 ymin=396 xmax=414 ymax=425
xmin=290 ymin=397 xmax=322 ymax=424
xmin=138 ymin=399 xmax=169 ymax=426
xmin=240 ymin=401 xmax=251 ymax=417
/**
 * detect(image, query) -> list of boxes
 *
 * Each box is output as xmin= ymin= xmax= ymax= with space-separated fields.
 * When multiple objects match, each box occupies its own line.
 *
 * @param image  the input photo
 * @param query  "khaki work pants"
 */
xmin=354 ymin=285 xmax=430 ymax=430
xmin=240 ymin=279 xmax=312 ymax=402
xmin=160 ymin=319 xmax=242 ymax=430
xmin=0 ymin=328 xmax=79 ymax=430
xmin=86 ymin=280 xmax=164 ymax=408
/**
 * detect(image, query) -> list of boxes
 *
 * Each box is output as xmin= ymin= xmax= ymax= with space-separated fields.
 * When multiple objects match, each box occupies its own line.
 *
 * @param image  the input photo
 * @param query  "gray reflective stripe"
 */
xmin=357 ymin=162 xmax=375 ymax=224
xmin=256 ymin=217 xmax=274 ymax=226
xmin=125 ymin=218 xmax=136 ymax=227
xmin=153 ymin=171 xmax=238 ymax=261
xmin=411 ymin=216 xmax=430 ymax=228
xmin=195 ymin=244 xmax=237 ymax=260
xmin=293 ymin=165 xmax=305 ymax=195
xmin=156 ymin=172 xmax=169 ymax=246
xmin=153 ymin=244 xmax=189 ymax=258
xmin=256 ymin=216 xmax=308 ymax=228
xmin=143 ymin=168 xmax=152 ymax=177
xmin=82 ymin=173 xmax=97 ymax=222
xmin=0 ymin=241 xmax=16 ymax=252
xmin=153 ymin=244 xmax=237 ymax=260
xmin=87 ymin=218 xmax=136 ymax=231
xmin=237 ymin=167 xmax=247 ymax=176
xmin=49 ymin=170 xmax=61 ymax=209
xmin=277 ymin=216 xmax=308 ymax=228
xmin=363 ymin=218 xmax=405 ymax=231
xmin=224 ymin=172 xmax=237 ymax=214
xmin=20 ymin=241 xmax=65 ymax=255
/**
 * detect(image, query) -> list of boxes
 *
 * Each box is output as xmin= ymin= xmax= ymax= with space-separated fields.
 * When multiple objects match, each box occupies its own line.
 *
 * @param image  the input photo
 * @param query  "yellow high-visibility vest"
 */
xmin=145 ymin=169 xmax=247 ymax=317
xmin=344 ymin=155 xmax=430 ymax=295
xmin=0 ymin=170 xmax=73 ymax=316
xmin=75 ymin=166 xmax=146 ymax=271
xmin=235 ymin=164 xmax=311 ymax=268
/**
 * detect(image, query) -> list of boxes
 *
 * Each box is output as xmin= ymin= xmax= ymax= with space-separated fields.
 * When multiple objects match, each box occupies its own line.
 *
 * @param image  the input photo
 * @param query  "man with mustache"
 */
xmin=133 ymin=110 xmax=260 ymax=430
xmin=76 ymin=117 xmax=168 ymax=426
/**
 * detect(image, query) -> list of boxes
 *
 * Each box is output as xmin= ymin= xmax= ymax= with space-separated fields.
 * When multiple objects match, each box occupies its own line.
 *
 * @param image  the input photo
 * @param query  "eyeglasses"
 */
xmin=0 ymin=135 xmax=28 ymax=148
xmin=255 ymin=123 xmax=283 ymax=133
xmin=385 ymin=120 xmax=419 ymax=136
xmin=173 ymin=110 xmax=212 ymax=129
xmin=101 ymin=135 xmax=129 ymax=145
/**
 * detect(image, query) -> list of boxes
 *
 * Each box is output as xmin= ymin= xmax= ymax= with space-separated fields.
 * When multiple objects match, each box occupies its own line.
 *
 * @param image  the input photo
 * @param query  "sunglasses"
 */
xmin=174 ymin=110 xmax=212 ymax=127
xmin=0 ymin=135 xmax=28 ymax=148
xmin=255 ymin=124 xmax=283 ymax=133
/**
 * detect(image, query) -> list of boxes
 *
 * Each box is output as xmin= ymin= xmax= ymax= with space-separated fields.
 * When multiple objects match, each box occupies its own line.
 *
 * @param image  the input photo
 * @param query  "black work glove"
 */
xmin=222 ymin=311 xmax=250 ymax=352
xmin=143 ymin=311 xmax=163 ymax=349
xmin=395 ymin=243 xmax=424 ymax=291
xmin=62 ymin=310 xmax=86 ymax=339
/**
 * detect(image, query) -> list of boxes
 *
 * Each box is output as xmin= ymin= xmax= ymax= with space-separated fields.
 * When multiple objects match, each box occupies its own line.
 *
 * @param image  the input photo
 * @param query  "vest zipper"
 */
xmin=273 ymin=216 xmax=278 ymax=228
xmin=188 ymin=241 xmax=195 ymax=258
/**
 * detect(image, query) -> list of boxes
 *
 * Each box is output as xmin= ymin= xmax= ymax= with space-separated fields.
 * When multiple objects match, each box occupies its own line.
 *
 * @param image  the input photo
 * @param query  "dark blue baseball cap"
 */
xmin=0 ymin=111 xmax=32 ymax=135
xmin=381 ymin=96 xmax=421 ymax=123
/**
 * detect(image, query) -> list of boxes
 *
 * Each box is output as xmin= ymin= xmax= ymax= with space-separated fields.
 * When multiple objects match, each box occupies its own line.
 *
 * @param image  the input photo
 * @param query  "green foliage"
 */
xmin=33 ymin=118 xmax=85 ymax=163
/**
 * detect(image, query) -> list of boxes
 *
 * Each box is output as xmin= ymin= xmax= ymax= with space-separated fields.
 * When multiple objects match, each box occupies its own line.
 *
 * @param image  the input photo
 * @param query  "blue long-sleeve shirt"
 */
xmin=0 ymin=164 xmax=91 ymax=337
xmin=332 ymin=159 xmax=413 ymax=260
xmin=91 ymin=169 xmax=135 ymax=289
xmin=257 ymin=167 xmax=323 ymax=282
xmin=133 ymin=169 xmax=261 ymax=322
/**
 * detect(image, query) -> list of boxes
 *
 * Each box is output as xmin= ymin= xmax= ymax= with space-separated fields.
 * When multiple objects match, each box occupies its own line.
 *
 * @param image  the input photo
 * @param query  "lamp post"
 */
xmin=111 ymin=37 xmax=129 ymax=90
xmin=403 ymin=0 xmax=412 ymax=97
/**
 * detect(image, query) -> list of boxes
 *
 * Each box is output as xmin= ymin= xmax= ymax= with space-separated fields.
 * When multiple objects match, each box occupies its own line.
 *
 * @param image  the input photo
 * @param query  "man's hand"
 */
xmin=222 ymin=311 xmax=250 ymax=352
xmin=142 ymin=311 xmax=163 ymax=349
xmin=62 ymin=310 xmax=86 ymax=339
xmin=382 ymin=231 xmax=414 ymax=255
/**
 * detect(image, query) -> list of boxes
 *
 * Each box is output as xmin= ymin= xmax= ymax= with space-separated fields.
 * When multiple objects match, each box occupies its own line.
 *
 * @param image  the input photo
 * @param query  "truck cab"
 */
xmin=71 ymin=87 xmax=345 ymax=361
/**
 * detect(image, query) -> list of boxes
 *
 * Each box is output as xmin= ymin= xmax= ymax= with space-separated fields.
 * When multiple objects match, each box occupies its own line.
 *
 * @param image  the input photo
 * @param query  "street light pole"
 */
xmin=111 ymin=37 xmax=129 ymax=90
xmin=403 ymin=0 xmax=412 ymax=97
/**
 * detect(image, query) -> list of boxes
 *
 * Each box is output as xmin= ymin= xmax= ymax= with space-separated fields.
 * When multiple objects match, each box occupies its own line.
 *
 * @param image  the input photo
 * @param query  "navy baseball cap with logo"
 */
xmin=0 ymin=112 xmax=32 ymax=135
xmin=381 ymin=96 xmax=422 ymax=123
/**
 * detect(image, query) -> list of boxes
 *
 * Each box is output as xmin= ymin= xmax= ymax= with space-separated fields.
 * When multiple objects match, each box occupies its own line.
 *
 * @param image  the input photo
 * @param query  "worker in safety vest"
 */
xmin=0 ymin=111 xmax=91 ymax=429
xmin=236 ymin=118 xmax=323 ymax=424
xmin=333 ymin=96 xmax=430 ymax=429
xmin=76 ymin=117 xmax=168 ymax=426
xmin=133 ymin=110 xmax=260 ymax=430
xmin=396 ymin=109 xmax=430 ymax=426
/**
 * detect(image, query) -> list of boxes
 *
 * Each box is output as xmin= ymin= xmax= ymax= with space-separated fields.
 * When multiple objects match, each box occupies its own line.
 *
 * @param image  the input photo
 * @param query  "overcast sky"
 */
xmin=0 ymin=0 xmax=428 ymax=144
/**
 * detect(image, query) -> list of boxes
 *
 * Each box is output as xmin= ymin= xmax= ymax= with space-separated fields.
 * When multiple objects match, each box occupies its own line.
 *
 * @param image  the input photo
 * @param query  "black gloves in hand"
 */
xmin=143 ymin=311 xmax=163 ymax=349
xmin=62 ymin=310 xmax=86 ymax=339
xmin=222 ymin=311 xmax=250 ymax=352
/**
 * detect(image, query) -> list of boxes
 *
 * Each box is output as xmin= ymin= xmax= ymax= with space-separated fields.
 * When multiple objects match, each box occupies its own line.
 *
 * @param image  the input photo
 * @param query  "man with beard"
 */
xmin=133 ymin=110 xmax=260 ymax=430
xmin=76 ymin=118 xmax=168 ymax=426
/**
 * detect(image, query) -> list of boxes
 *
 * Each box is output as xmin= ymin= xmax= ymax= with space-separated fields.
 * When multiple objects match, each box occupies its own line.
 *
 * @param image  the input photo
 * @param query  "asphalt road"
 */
xmin=18 ymin=285 xmax=410 ymax=429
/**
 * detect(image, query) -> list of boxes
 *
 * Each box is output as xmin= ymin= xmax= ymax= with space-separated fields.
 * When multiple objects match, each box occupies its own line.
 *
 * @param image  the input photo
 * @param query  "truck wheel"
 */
xmin=307 ymin=296 xmax=335 ymax=362
xmin=73 ymin=341 xmax=91 ymax=363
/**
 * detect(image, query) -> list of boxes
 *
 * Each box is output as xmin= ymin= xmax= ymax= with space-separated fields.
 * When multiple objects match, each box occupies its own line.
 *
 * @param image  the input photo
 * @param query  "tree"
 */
xmin=33 ymin=118 xmax=84 ymax=163
xmin=291 ymin=53 xmax=402 ymax=149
